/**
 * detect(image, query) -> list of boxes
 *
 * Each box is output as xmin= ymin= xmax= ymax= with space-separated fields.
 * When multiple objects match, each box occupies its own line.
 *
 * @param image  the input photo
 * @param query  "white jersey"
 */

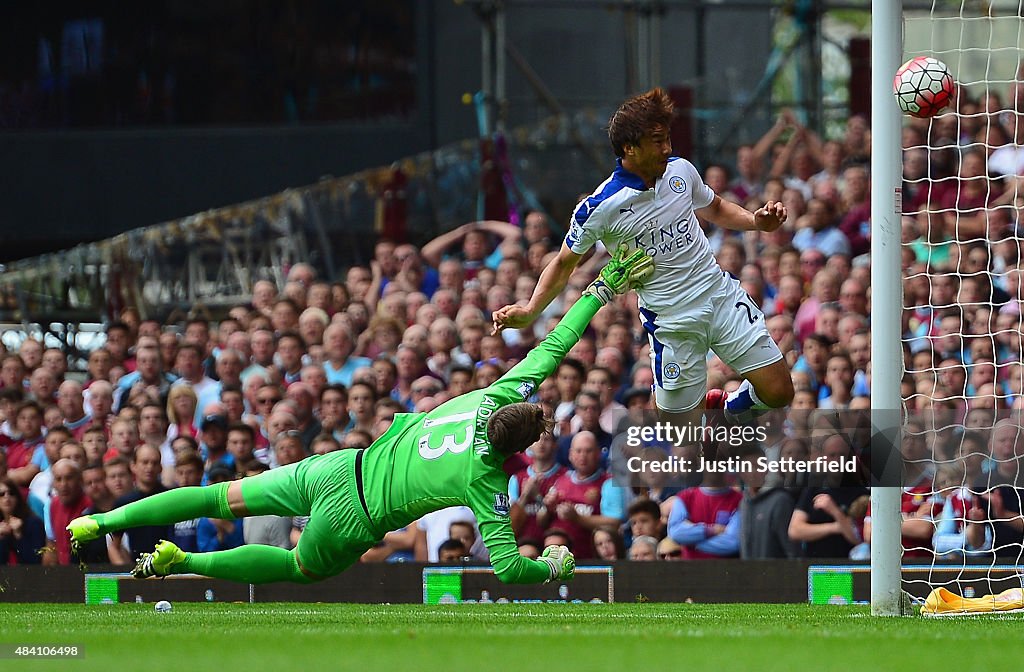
xmin=566 ymin=157 xmax=724 ymax=329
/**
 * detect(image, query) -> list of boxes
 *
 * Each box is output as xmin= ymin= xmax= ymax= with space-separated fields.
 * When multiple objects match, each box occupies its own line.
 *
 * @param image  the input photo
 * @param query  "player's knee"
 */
xmin=292 ymin=549 xmax=328 ymax=584
xmin=758 ymin=376 xmax=794 ymax=408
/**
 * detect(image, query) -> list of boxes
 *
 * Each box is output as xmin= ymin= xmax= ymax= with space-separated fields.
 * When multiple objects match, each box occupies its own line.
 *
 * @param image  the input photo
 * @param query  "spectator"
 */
xmin=323 ymin=323 xmax=371 ymax=389
xmin=335 ymin=429 xmax=367 ymax=450
xmin=311 ymin=434 xmax=342 ymax=455
xmin=792 ymin=199 xmax=850 ymax=258
xmin=657 ymin=537 xmax=684 ymax=561
xmin=173 ymin=344 xmax=215 ymax=404
xmin=298 ymin=308 xmax=329 ymax=348
xmin=667 ymin=470 xmax=742 ymax=559
xmin=628 ymin=535 xmax=659 ymax=561
xmin=541 ymin=431 xmax=625 ymax=559
xmin=275 ymin=332 xmax=306 ymax=387
xmin=225 ymin=423 xmax=256 ymax=469
xmin=196 ymin=349 xmax=245 ymax=416
xmin=165 ymin=384 xmax=199 ymax=448
xmin=0 ymin=476 xmax=47 ymax=564
xmin=196 ymin=464 xmax=243 ymax=552
xmin=197 ymin=413 xmax=231 ymax=474
xmin=44 ymin=459 xmax=92 ymax=565
xmin=18 ymin=338 xmax=44 ymax=373
xmin=347 ymin=382 xmax=377 ymax=436
xmin=109 ymin=445 xmax=170 ymax=562
xmin=0 ymin=354 xmax=26 ymax=393
xmin=415 ymin=507 xmax=477 ymax=563
xmin=285 ymin=383 xmax=322 ymax=450
xmin=437 ymin=538 xmax=467 ymax=563
xmin=627 ymin=498 xmax=663 ymax=548
xmin=819 ymin=354 xmax=855 ymax=410
xmin=592 ymin=525 xmax=626 ymax=561
xmin=170 ymin=450 xmax=204 ymax=552
xmin=115 ymin=347 xmax=175 ymax=412
xmin=509 ymin=432 xmax=566 ymax=542
xmin=556 ymin=391 xmax=612 ymax=468
xmin=28 ymin=425 xmax=72 ymax=512
xmin=240 ymin=461 xmax=293 ymax=549
xmin=56 ymin=380 xmax=91 ymax=440
xmin=7 ymin=401 xmax=46 ymax=488
xmin=736 ymin=446 xmax=797 ymax=559
xmin=273 ymin=430 xmax=306 ymax=467
xmin=789 ymin=479 xmax=868 ymax=558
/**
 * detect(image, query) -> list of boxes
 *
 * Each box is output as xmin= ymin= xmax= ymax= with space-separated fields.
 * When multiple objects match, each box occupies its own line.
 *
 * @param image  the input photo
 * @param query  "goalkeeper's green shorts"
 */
xmin=240 ymin=449 xmax=380 ymax=578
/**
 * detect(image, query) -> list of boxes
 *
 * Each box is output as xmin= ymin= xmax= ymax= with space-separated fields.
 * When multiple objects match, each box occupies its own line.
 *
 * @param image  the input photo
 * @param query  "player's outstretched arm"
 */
xmin=696 ymin=195 xmax=787 ymax=233
xmin=491 ymin=243 xmax=581 ymax=334
xmin=491 ymin=245 xmax=653 ymax=393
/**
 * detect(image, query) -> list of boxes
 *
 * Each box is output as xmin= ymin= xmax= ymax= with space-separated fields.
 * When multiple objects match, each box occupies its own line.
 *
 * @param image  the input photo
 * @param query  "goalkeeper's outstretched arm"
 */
xmin=489 ymin=245 xmax=654 ymax=400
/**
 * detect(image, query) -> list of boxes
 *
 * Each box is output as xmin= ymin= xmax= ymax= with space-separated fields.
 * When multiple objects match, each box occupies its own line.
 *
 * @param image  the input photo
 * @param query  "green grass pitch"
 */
xmin=2 ymin=603 xmax=1022 ymax=671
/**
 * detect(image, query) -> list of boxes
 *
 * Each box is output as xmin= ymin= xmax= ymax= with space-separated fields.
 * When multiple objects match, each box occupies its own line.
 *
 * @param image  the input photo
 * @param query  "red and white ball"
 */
xmin=893 ymin=56 xmax=955 ymax=118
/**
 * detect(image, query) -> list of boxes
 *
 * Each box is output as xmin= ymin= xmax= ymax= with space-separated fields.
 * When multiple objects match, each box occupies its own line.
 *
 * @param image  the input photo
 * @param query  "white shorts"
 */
xmin=639 ymin=274 xmax=783 ymax=412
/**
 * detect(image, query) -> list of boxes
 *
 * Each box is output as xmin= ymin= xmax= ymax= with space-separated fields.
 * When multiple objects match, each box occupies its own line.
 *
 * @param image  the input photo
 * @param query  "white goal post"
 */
xmin=872 ymin=0 xmax=1024 ymax=616
xmin=870 ymin=0 xmax=906 ymax=617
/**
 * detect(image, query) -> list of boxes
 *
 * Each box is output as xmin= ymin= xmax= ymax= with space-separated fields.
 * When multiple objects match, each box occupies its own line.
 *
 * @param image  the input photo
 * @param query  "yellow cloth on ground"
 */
xmin=921 ymin=587 xmax=1024 ymax=615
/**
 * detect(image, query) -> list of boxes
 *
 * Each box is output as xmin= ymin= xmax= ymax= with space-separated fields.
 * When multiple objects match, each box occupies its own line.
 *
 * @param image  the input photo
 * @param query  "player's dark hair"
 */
xmin=607 ymin=87 xmax=675 ymax=158
xmin=487 ymin=402 xmax=554 ymax=457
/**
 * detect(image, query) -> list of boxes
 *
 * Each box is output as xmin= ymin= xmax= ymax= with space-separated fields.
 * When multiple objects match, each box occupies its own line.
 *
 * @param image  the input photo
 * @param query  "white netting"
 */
xmin=900 ymin=0 xmax=1024 ymax=600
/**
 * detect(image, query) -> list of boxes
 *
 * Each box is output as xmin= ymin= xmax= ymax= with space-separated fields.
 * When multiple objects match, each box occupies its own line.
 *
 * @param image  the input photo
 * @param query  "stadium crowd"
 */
xmin=2 ymin=92 xmax=1023 ymax=568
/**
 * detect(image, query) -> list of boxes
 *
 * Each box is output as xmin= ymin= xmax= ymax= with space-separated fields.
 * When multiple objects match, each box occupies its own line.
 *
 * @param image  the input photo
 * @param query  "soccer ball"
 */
xmin=893 ymin=56 xmax=955 ymax=118
xmin=155 ymin=600 xmax=172 ymax=613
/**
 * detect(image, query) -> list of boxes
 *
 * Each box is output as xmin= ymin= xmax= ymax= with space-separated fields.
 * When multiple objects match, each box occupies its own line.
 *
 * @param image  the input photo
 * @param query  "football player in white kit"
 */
xmin=493 ymin=88 xmax=794 ymax=431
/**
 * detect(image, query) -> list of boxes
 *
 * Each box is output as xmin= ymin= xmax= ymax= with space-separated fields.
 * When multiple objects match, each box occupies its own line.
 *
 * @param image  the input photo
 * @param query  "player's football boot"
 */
xmin=66 ymin=515 xmax=100 ymax=558
xmin=132 ymin=540 xmax=186 ymax=579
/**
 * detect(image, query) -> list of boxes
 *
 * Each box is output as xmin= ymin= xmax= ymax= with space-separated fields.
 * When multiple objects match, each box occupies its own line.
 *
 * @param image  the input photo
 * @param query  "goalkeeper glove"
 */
xmin=539 ymin=544 xmax=576 ymax=582
xmin=582 ymin=244 xmax=654 ymax=305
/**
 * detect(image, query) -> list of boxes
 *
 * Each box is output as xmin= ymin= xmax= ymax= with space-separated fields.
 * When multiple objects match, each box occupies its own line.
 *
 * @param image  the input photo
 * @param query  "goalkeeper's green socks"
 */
xmin=179 ymin=544 xmax=315 ymax=584
xmin=91 ymin=483 xmax=234 ymax=534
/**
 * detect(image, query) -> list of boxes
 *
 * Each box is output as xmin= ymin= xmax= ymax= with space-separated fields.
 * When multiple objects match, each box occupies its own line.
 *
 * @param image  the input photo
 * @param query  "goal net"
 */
xmin=897 ymin=0 xmax=1024 ymax=609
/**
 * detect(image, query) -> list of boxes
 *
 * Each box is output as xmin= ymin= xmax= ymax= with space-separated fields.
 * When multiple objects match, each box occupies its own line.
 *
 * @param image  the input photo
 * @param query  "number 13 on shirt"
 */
xmin=418 ymin=411 xmax=477 ymax=460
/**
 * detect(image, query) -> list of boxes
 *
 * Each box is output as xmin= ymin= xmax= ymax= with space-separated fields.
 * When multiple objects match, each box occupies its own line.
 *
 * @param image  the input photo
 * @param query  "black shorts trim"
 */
xmin=354 ymin=448 xmax=372 ymax=523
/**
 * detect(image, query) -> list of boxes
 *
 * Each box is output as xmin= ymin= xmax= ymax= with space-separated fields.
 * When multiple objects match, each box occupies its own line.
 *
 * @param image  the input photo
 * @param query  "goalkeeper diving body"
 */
xmin=67 ymin=247 xmax=653 ymax=586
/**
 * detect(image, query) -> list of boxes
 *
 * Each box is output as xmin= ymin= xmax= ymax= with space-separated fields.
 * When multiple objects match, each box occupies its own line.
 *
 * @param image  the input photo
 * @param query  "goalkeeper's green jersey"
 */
xmin=360 ymin=294 xmax=601 ymax=583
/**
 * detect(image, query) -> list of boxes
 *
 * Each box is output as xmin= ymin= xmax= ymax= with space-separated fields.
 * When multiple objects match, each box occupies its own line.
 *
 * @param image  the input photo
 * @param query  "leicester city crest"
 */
xmin=668 ymin=176 xmax=686 ymax=193
xmin=664 ymin=362 xmax=681 ymax=380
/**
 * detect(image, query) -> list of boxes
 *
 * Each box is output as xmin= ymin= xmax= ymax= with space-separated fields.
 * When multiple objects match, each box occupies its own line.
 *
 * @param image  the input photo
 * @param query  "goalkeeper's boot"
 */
xmin=66 ymin=515 xmax=100 ymax=558
xmin=132 ymin=540 xmax=186 ymax=579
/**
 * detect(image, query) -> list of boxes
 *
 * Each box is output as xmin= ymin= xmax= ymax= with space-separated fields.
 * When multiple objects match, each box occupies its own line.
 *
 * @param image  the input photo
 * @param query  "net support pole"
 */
xmin=870 ymin=0 xmax=905 ymax=617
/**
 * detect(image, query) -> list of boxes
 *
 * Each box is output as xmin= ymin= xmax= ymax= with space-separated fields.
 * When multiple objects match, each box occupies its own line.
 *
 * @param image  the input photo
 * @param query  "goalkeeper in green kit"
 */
xmin=67 ymin=246 xmax=653 ymax=585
